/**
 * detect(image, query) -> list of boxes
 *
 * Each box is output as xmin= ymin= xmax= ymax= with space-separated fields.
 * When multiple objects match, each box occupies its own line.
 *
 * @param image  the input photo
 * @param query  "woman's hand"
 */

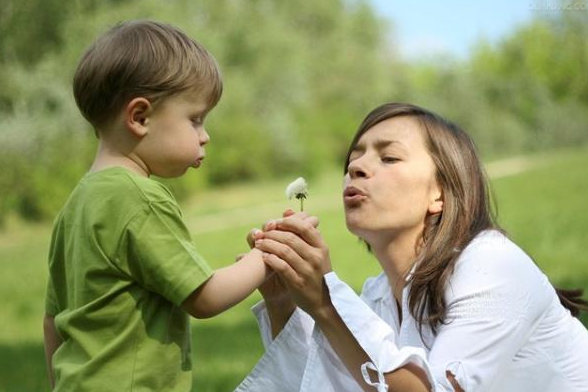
xmin=254 ymin=215 xmax=333 ymax=319
xmin=242 ymin=211 xmax=292 ymax=302
xmin=242 ymin=210 xmax=319 ymax=338
xmin=244 ymin=210 xmax=320 ymax=302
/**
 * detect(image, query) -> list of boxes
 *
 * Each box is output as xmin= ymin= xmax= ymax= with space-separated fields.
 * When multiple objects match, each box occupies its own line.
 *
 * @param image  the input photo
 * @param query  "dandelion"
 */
xmin=285 ymin=177 xmax=308 ymax=211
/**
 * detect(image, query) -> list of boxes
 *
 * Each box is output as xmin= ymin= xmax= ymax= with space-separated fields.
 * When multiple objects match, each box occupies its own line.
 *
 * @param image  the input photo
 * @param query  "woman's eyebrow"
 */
xmin=373 ymin=138 xmax=407 ymax=151
xmin=374 ymin=139 xmax=395 ymax=149
xmin=350 ymin=143 xmax=365 ymax=153
xmin=351 ymin=138 xmax=406 ymax=153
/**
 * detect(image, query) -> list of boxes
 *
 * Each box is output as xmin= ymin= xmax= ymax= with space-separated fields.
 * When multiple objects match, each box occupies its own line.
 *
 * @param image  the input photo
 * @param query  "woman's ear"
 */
xmin=428 ymin=185 xmax=443 ymax=214
xmin=125 ymin=97 xmax=151 ymax=138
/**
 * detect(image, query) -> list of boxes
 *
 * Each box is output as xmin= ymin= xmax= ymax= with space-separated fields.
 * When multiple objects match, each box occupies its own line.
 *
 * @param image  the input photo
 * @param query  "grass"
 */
xmin=0 ymin=147 xmax=586 ymax=391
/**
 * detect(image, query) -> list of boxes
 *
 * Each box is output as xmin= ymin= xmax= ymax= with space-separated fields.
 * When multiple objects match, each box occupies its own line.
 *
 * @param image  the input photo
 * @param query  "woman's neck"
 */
xmin=369 ymin=228 xmax=422 ymax=304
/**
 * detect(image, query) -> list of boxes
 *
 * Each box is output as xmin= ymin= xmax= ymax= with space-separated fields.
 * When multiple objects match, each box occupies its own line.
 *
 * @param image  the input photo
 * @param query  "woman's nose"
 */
xmin=347 ymin=158 xmax=368 ymax=179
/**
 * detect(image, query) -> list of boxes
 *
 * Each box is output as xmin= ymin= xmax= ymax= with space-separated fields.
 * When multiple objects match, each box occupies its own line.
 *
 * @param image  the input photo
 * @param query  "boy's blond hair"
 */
xmin=73 ymin=20 xmax=222 ymax=131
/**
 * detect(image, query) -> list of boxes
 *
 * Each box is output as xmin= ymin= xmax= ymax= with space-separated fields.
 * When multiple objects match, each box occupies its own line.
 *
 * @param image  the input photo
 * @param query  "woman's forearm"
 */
xmin=314 ymin=303 xmax=430 ymax=392
xmin=313 ymin=303 xmax=375 ymax=392
xmin=264 ymin=299 xmax=296 ymax=339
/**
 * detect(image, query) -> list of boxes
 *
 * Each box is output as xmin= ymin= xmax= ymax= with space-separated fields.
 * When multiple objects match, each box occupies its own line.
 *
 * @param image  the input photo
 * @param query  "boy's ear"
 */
xmin=125 ymin=97 xmax=152 ymax=138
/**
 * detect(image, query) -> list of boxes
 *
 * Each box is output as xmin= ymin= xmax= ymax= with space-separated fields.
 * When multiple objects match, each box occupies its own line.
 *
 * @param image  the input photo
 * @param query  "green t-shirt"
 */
xmin=45 ymin=167 xmax=213 ymax=391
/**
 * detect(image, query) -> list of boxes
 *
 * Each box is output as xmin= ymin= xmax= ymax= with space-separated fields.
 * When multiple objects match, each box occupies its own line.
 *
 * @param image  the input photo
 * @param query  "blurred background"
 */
xmin=0 ymin=0 xmax=587 ymax=391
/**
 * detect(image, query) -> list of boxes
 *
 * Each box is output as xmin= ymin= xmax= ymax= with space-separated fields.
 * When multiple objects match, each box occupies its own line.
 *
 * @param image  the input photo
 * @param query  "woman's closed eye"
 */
xmin=381 ymin=156 xmax=400 ymax=163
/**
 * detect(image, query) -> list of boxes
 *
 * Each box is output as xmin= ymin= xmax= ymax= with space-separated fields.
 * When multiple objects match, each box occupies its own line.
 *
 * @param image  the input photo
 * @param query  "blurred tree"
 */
xmin=0 ymin=0 xmax=66 ymax=65
xmin=0 ymin=0 xmax=393 ymax=222
xmin=0 ymin=1 xmax=586 ymax=224
xmin=468 ymin=11 xmax=588 ymax=151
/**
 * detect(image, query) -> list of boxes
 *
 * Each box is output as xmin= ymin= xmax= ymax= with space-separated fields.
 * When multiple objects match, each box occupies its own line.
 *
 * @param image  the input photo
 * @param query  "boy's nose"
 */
xmin=200 ymin=129 xmax=210 ymax=145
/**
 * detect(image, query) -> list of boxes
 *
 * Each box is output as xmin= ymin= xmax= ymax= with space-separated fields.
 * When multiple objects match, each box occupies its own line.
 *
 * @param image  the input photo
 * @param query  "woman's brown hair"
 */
xmin=344 ymin=103 xmax=588 ymax=335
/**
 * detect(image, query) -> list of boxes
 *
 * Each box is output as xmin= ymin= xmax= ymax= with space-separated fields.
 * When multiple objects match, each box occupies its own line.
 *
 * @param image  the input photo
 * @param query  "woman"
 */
xmin=236 ymin=103 xmax=588 ymax=392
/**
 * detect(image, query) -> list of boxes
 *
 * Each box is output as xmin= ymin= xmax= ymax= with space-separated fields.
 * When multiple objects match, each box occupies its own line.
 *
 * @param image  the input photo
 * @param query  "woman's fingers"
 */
xmin=283 ymin=210 xmax=320 ymax=229
xmin=261 ymin=253 xmax=304 ymax=288
xmin=262 ymin=211 xmax=319 ymax=232
xmin=255 ymin=237 xmax=311 ymax=276
xmin=262 ymin=250 xmax=330 ymax=319
xmin=260 ymin=229 xmax=317 ymax=263
xmin=273 ymin=217 xmax=324 ymax=248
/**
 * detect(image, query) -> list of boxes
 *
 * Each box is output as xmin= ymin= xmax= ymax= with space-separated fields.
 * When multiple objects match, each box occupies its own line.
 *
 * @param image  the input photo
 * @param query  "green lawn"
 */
xmin=0 ymin=147 xmax=587 ymax=391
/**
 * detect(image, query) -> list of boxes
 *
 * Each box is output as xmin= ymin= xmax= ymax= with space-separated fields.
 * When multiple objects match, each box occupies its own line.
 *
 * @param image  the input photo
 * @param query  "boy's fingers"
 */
xmin=282 ymin=209 xmax=295 ymax=218
xmin=246 ymin=228 xmax=262 ymax=248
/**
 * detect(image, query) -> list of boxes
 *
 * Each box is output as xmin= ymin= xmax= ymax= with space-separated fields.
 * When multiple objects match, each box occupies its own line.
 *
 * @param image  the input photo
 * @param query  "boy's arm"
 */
xmin=181 ymin=248 xmax=270 ymax=318
xmin=43 ymin=313 xmax=62 ymax=389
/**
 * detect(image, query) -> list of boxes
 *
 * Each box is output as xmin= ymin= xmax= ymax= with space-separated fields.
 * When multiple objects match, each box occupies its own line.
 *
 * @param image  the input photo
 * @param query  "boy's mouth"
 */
xmin=193 ymin=156 xmax=205 ymax=168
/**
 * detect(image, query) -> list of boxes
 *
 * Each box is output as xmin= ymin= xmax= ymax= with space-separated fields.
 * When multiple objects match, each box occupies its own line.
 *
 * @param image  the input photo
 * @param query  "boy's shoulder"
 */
xmin=83 ymin=166 xmax=173 ymax=198
xmin=61 ymin=167 xmax=178 ymax=221
xmin=89 ymin=166 xmax=172 ymax=196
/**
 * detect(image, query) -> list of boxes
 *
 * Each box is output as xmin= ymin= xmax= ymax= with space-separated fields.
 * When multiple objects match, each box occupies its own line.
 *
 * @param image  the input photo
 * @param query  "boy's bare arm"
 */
xmin=43 ymin=313 xmax=63 ymax=389
xmin=181 ymin=248 xmax=270 ymax=318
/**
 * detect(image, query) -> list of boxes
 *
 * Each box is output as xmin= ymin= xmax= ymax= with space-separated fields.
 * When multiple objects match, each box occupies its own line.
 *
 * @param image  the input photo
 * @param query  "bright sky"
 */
xmin=368 ymin=0 xmax=538 ymax=59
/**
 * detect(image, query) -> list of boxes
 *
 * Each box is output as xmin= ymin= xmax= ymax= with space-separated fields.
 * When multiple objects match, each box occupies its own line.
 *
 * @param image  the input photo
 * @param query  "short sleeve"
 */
xmin=120 ymin=200 xmax=213 ymax=306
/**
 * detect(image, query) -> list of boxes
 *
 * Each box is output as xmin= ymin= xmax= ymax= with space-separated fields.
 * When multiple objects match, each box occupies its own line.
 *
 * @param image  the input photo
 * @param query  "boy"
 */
xmin=43 ymin=20 xmax=270 ymax=391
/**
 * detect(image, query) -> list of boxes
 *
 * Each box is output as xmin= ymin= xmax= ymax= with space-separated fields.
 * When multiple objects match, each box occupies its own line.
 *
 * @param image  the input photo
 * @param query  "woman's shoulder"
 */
xmin=456 ymin=229 xmax=533 ymax=273
xmin=448 ymin=230 xmax=553 ymax=311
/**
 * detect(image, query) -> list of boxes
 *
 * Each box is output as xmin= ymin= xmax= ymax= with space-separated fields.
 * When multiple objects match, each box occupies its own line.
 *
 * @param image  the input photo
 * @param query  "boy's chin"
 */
xmin=154 ymin=168 xmax=190 ymax=178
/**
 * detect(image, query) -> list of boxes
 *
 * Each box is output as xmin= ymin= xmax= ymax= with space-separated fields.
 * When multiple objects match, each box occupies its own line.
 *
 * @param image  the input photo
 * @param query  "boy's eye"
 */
xmin=192 ymin=117 xmax=203 ymax=126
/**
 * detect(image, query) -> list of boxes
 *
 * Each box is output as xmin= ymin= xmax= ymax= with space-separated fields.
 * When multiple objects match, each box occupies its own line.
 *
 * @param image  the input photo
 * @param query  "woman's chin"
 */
xmin=345 ymin=219 xmax=370 ymax=238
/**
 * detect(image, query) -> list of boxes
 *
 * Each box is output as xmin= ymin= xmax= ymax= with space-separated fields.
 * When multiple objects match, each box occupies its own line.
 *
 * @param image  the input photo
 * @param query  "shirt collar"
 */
xmin=362 ymin=263 xmax=417 ymax=303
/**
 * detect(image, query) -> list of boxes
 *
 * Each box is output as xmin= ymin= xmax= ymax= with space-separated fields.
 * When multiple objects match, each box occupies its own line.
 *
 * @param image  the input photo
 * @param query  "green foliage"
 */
xmin=1 ymin=1 xmax=587 ymax=223
xmin=0 ymin=0 xmax=391 ymax=222
xmin=466 ymin=12 xmax=588 ymax=153
xmin=0 ymin=0 xmax=66 ymax=65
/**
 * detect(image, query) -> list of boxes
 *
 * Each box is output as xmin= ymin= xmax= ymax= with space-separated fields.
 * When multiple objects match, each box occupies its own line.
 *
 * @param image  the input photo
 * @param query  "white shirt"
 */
xmin=235 ymin=230 xmax=588 ymax=392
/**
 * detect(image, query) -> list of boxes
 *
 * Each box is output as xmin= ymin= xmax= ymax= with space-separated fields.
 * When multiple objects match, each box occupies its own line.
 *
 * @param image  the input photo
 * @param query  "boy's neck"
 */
xmin=91 ymin=137 xmax=150 ymax=177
